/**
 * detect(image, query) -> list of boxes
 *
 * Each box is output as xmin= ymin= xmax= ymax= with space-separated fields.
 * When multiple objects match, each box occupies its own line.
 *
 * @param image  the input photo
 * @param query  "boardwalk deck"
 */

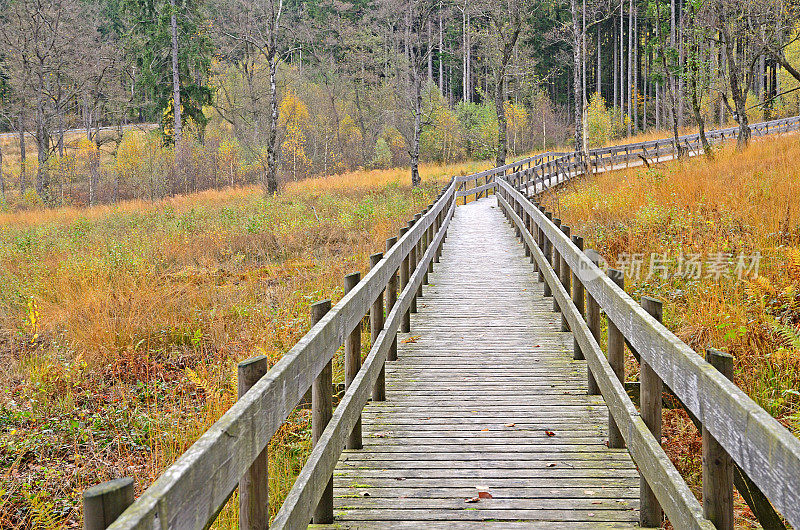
xmin=325 ymin=198 xmax=640 ymax=528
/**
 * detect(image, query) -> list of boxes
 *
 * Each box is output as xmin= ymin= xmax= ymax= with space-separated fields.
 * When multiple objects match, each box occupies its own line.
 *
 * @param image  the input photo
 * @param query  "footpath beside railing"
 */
xmin=82 ymin=115 xmax=800 ymax=530
xmin=83 ymin=180 xmax=456 ymax=529
xmin=494 ymin=174 xmax=800 ymax=529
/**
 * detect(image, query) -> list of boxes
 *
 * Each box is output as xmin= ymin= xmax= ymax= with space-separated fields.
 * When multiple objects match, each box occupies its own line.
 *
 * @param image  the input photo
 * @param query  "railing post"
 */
xmin=409 ymin=218 xmax=418 ymax=314
xmin=640 ymin=296 xmax=664 ymax=527
xmin=524 ymin=210 xmax=531 ymax=259
xmin=238 ymin=356 xmax=270 ymax=529
xmin=571 ymin=234 xmax=584 ymax=359
xmin=370 ymin=253 xmax=386 ymax=402
xmin=542 ymin=212 xmax=553 ymax=297
xmin=344 ymin=272 xmax=363 ymax=449
xmin=83 ymin=478 xmax=134 ymax=530
xmin=311 ymin=299 xmax=333 ymax=524
xmin=414 ymin=213 xmax=423 ymax=302
xmin=607 ymin=269 xmax=625 ymax=449
xmin=551 ymin=218 xmax=562 ymax=312
xmin=385 ymin=238 xmax=398 ymax=362
xmin=703 ymin=348 xmax=735 ymax=530
xmin=585 ymin=250 xmax=601 ymax=395
xmin=426 ymin=217 xmax=434 ymax=277
xmin=400 ymin=227 xmax=411 ymax=333
xmin=559 ymin=225 xmax=571 ymax=332
xmin=434 ymin=210 xmax=441 ymax=264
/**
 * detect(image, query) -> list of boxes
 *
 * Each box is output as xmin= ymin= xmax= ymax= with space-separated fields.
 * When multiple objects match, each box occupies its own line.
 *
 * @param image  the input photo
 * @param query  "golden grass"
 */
xmin=0 ymin=161 xmax=463 ymax=528
xmin=542 ymin=133 xmax=800 ymax=527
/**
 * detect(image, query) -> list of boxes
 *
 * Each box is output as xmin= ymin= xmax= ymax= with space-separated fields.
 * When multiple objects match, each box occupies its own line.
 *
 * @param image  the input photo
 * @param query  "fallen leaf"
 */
xmin=545 ymin=430 xmax=556 ymax=437
xmin=592 ymin=501 xmax=602 ymax=504
xmin=401 ymin=336 xmax=421 ymax=344
xmin=478 ymin=491 xmax=493 ymax=499
xmin=373 ymin=431 xmax=391 ymax=438
xmin=465 ymin=497 xmax=480 ymax=503
xmin=504 ymin=423 xmax=516 ymax=427
xmin=481 ymin=428 xmax=489 ymax=432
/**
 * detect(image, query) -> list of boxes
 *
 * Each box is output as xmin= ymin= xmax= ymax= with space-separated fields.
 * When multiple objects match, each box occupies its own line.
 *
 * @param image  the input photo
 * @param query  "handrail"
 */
xmin=516 ymin=115 xmax=800 ymax=196
xmin=495 ymin=177 xmax=800 ymax=529
xmin=272 ymin=195 xmax=456 ymax=528
xmin=101 ymin=180 xmax=458 ymax=529
xmin=496 ymin=180 xmax=713 ymax=529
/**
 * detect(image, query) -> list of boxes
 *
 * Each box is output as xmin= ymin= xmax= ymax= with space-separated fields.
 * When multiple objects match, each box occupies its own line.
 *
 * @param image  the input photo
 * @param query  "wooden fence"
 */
xmin=83 ymin=114 xmax=800 ymax=529
xmin=510 ymin=115 xmax=800 ymax=194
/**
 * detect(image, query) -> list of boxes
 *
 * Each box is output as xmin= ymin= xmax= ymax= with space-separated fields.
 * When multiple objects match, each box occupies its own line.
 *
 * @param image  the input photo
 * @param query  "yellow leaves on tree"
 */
xmin=279 ymin=91 xmax=312 ymax=180
xmin=421 ymin=86 xmax=463 ymax=162
xmin=217 ymin=139 xmax=240 ymax=186
xmin=504 ymin=102 xmax=529 ymax=156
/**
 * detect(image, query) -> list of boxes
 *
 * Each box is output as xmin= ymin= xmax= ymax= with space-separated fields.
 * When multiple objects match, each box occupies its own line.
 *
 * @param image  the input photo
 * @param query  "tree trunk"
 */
xmin=170 ymin=0 xmax=182 ymax=144
xmin=18 ymin=113 xmax=26 ymax=192
xmin=614 ymin=21 xmax=619 ymax=110
xmin=266 ymin=53 xmax=279 ymax=194
xmin=439 ymin=10 xmax=444 ymax=90
xmin=410 ymin=73 xmax=423 ymax=187
xmin=627 ymin=0 xmax=633 ymax=137
xmin=571 ymin=0 xmax=583 ymax=152
xmin=619 ymin=0 xmax=624 ymax=125
xmin=718 ymin=6 xmax=750 ymax=150
xmin=597 ymin=25 xmax=602 ymax=97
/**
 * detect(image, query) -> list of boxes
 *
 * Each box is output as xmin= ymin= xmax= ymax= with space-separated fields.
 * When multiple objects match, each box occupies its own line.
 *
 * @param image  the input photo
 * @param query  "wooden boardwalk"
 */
xmin=328 ymin=198 xmax=640 ymax=528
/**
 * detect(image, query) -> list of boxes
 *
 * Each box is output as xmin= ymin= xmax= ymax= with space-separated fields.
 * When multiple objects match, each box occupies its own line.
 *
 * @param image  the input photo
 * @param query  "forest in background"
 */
xmin=0 ymin=0 xmax=799 ymax=209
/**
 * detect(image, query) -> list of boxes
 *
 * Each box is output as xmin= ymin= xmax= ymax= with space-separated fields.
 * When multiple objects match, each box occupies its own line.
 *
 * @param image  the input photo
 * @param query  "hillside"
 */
xmin=540 ymin=134 xmax=800 ymax=525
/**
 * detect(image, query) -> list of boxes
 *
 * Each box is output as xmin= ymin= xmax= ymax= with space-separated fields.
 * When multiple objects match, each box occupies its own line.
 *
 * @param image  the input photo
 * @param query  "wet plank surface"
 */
xmin=324 ymin=198 xmax=639 ymax=528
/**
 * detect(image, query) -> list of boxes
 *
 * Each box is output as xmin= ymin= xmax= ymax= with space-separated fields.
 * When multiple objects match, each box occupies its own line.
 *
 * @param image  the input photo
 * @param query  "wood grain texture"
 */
xmin=328 ymin=198 xmax=640 ymax=527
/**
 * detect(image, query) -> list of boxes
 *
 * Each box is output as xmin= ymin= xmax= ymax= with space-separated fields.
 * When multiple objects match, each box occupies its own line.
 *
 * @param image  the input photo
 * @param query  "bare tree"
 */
xmin=483 ymin=0 xmax=526 ymax=167
xmin=213 ymin=0 xmax=284 ymax=195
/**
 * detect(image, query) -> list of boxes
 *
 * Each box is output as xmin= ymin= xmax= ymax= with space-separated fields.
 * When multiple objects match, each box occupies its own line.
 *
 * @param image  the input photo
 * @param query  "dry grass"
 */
xmin=0 ymin=162 xmax=460 ymax=528
xmin=542 ymin=133 xmax=800 ymax=527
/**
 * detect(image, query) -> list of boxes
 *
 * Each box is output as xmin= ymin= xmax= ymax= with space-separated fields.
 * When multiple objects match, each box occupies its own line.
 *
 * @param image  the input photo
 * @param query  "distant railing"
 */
xmin=509 ymin=115 xmax=800 ymax=195
xmin=84 ymin=180 xmax=456 ymax=529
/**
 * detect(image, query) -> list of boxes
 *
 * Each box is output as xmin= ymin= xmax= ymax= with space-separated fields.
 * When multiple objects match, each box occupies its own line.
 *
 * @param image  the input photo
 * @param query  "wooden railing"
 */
xmin=84 ymin=180 xmax=457 ymax=529
xmin=82 ymin=115 xmax=800 ymax=530
xmin=454 ymin=151 xmax=566 ymax=204
xmin=511 ymin=115 xmax=800 ymax=195
xmin=495 ymin=178 xmax=800 ymax=529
